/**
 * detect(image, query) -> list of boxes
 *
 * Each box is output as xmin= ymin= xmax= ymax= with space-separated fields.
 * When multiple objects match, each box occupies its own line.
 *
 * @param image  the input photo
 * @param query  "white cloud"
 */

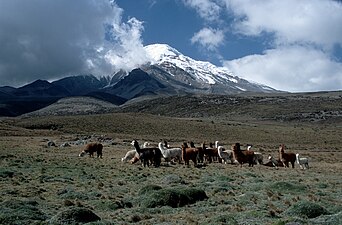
xmin=181 ymin=0 xmax=222 ymax=22
xmin=223 ymin=46 xmax=342 ymax=92
xmin=104 ymin=18 xmax=150 ymax=72
xmin=185 ymin=0 xmax=342 ymax=91
xmin=191 ymin=27 xmax=225 ymax=51
xmin=0 ymin=0 xmax=148 ymax=87
xmin=223 ymin=0 xmax=342 ymax=49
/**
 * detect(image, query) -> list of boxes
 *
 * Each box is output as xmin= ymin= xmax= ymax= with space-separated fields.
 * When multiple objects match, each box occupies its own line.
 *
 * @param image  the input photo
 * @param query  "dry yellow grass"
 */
xmin=1 ymin=92 xmax=341 ymax=224
xmin=1 ymin=108 xmax=341 ymax=224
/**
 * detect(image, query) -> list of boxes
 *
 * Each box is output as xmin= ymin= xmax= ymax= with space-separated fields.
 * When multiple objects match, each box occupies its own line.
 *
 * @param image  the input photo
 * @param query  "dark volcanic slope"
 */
xmin=118 ymin=92 xmax=342 ymax=123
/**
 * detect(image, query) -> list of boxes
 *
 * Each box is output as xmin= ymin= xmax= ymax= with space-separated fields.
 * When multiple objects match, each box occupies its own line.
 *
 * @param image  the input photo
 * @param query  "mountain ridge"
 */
xmin=0 ymin=43 xmax=280 ymax=117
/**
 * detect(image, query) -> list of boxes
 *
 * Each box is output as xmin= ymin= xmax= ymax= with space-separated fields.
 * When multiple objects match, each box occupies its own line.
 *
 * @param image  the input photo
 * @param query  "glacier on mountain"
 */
xmin=144 ymin=43 xmax=237 ymax=85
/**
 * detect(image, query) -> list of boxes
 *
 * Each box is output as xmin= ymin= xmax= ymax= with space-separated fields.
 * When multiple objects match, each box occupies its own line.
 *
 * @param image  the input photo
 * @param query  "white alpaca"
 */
xmin=216 ymin=141 xmax=237 ymax=164
xmin=158 ymin=142 xmax=182 ymax=163
xmin=217 ymin=146 xmax=234 ymax=164
xmin=247 ymin=145 xmax=263 ymax=165
xmin=296 ymin=153 xmax=309 ymax=169
xmin=121 ymin=150 xmax=138 ymax=162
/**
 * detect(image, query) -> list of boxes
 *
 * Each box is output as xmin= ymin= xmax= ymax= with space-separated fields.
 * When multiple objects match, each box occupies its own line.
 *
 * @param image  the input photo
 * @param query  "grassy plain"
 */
xmin=0 ymin=92 xmax=341 ymax=224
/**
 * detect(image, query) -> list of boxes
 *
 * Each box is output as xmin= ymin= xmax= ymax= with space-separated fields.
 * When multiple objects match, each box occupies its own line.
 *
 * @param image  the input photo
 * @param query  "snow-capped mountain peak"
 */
xmin=144 ymin=43 xmax=236 ymax=85
xmin=144 ymin=43 xmax=181 ymax=62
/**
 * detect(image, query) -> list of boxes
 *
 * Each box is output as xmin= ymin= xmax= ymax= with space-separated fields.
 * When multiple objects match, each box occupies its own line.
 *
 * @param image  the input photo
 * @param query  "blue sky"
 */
xmin=0 ymin=0 xmax=341 ymax=92
xmin=117 ymin=0 xmax=270 ymax=62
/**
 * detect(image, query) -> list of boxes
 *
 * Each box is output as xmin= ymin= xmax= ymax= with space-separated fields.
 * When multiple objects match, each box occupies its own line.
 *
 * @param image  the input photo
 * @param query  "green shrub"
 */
xmin=285 ymin=200 xmax=329 ymax=218
xmin=0 ymin=169 xmax=15 ymax=178
xmin=139 ymin=186 xmax=208 ymax=208
xmin=49 ymin=207 xmax=101 ymax=224
xmin=0 ymin=199 xmax=47 ymax=225
xmin=309 ymin=211 xmax=342 ymax=225
xmin=204 ymin=214 xmax=238 ymax=225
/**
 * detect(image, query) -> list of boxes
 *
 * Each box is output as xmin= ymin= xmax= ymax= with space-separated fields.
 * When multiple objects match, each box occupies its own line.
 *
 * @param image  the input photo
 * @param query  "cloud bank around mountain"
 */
xmin=0 ymin=0 xmax=341 ymax=92
xmin=0 ymin=0 xmax=149 ymax=87
xmin=183 ymin=0 xmax=342 ymax=92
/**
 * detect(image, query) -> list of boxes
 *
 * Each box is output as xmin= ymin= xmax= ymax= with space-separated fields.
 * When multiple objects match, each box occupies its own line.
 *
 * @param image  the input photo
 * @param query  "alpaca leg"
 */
xmin=304 ymin=163 xmax=309 ymax=169
xmin=192 ymin=158 xmax=197 ymax=166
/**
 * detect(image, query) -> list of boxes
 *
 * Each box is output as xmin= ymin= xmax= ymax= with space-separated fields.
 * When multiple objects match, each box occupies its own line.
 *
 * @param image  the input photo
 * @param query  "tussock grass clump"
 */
xmin=269 ymin=181 xmax=307 ymax=193
xmin=49 ymin=207 xmax=101 ymax=224
xmin=138 ymin=186 xmax=208 ymax=208
xmin=204 ymin=214 xmax=238 ymax=225
xmin=285 ymin=200 xmax=329 ymax=218
xmin=0 ymin=199 xmax=47 ymax=225
xmin=200 ymin=175 xmax=234 ymax=193
xmin=138 ymin=184 xmax=163 ymax=195
xmin=0 ymin=169 xmax=15 ymax=178
xmin=57 ymin=188 xmax=90 ymax=200
xmin=309 ymin=211 xmax=342 ymax=225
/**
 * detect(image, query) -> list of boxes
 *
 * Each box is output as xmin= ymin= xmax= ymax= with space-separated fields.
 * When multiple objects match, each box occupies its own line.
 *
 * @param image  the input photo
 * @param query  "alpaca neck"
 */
xmin=158 ymin=143 xmax=166 ymax=152
xmin=134 ymin=142 xmax=141 ymax=152
xmin=296 ymin=154 xmax=300 ymax=163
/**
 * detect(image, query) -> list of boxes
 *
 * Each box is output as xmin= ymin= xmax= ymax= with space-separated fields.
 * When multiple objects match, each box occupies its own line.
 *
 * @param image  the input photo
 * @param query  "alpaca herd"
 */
xmin=115 ymin=140 xmax=310 ymax=169
xmin=77 ymin=140 xmax=310 ymax=170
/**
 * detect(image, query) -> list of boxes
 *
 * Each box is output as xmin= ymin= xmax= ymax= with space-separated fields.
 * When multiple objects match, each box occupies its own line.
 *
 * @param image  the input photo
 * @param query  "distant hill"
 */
xmin=21 ymin=96 xmax=118 ymax=117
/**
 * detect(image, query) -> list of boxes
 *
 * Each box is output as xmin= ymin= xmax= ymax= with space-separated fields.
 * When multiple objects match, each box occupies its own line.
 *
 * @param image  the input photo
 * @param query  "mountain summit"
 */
xmin=141 ymin=43 xmax=276 ymax=93
xmin=145 ymin=43 xmax=234 ymax=85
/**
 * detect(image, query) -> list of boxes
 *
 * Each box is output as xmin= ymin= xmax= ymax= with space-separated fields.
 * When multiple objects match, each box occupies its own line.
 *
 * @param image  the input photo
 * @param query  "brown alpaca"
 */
xmin=182 ymin=143 xmax=198 ymax=166
xmin=189 ymin=141 xmax=204 ymax=163
xmin=278 ymin=144 xmax=296 ymax=168
xmin=232 ymin=143 xmax=255 ymax=167
xmin=79 ymin=143 xmax=103 ymax=158
xmin=203 ymin=142 xmax=220 ymax=163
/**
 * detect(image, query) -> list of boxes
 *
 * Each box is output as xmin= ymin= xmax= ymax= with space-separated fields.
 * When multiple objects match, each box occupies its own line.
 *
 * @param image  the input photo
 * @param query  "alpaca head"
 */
xmin=279 ymin=144 xmax=285 ymax=153
xmin=231 ymin=143 xmax=240 ymax=152
xmin=131 ymin=140 xmax=140 ymax=149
